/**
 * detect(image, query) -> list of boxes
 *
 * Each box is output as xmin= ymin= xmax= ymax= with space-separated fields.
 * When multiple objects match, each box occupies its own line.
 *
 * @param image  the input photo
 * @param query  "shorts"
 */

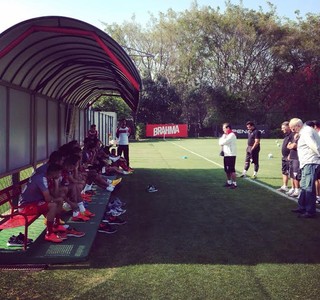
xmin=224 ymin=156 xmax=236 ymax=173
xmin=18 ymin=201 xmax=48 ymax=216
xmin=281 ymin=158 xmax=289 ymax=176
xmin=289 ymin=159 xmax=301 ymax=181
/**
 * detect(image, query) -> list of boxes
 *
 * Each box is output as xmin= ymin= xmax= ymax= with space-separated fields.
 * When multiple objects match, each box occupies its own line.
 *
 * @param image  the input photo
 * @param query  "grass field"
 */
xmin=1 ymin=138 xmax=320 ymax=300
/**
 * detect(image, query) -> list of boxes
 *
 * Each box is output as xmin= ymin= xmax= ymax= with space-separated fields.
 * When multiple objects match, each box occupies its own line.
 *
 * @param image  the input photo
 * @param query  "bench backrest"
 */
xmin=0 ymin=179 xmax=29 ymax=214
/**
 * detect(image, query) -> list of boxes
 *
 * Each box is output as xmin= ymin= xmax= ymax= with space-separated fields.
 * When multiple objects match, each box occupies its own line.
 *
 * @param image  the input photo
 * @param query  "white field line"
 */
xmin=170 ymin=141 xmax=318 ymax=209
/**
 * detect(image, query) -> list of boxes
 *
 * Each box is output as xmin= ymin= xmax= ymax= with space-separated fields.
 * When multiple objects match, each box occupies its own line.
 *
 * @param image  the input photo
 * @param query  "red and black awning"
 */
xmin=0 ymin=16 xmax=141 ymax=111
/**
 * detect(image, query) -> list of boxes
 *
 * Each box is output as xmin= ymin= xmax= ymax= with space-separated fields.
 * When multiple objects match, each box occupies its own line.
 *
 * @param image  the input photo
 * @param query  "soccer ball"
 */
xmin=268 ymin=153 xmax=273 ymax=159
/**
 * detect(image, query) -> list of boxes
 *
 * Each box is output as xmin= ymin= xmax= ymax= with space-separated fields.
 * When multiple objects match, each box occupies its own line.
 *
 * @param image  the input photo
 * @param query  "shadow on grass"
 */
xmin=83 ymin=168 xmax=320 ymax=269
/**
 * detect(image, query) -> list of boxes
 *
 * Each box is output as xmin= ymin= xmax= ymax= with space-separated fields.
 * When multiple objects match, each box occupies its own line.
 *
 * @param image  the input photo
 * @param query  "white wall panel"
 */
xmin=48 ymin=100 xmax=58 ymax=153
xmin=35 ymin=96 xmax=47 ymax=161
xmin=9 ymin=89 xmax=31 ymax=169
xmin=0 ymin=86 xmax=7 ymax=173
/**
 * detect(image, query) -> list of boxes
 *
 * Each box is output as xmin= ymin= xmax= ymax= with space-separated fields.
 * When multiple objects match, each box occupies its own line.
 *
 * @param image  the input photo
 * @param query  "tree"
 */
xmin=101 ymin=2 xmax=320 ymax=133
xmin=93 ymin=96 xmax=132 ymax=121
xmin=137 ymin=75 xmax=181 ymax=124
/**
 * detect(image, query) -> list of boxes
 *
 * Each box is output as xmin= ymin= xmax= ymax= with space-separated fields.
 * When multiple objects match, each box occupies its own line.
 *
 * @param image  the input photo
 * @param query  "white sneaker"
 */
xmin=277 ymin=186 xmax=289 ymax=192
xmin=286 ymin=188 xmax=294 ymax=196
xmin=291 ymin=189 xmax=300 ymax=197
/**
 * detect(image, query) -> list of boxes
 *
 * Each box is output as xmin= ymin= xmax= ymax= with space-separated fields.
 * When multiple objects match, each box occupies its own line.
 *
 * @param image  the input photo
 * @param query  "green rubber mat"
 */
xmin=0 ymin=187 xmax=112 ymax=266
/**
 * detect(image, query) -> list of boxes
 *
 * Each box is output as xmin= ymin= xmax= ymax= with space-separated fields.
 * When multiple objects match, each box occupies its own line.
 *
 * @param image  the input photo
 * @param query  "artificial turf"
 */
xmin=1 ymin=138 xmax=320 ymax=300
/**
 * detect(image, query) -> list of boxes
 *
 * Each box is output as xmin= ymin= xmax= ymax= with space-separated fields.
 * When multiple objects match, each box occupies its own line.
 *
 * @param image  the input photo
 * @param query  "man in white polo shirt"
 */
xmin=290 ymin=118 xmax=320 ymax=218
xmin=116 ymin=119 xmax=131 ymax=167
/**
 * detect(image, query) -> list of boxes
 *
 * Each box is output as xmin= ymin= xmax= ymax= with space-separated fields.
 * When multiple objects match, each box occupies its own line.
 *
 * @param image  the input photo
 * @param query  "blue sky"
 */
xmin=1 ymin=0 xmax=319 ymax=33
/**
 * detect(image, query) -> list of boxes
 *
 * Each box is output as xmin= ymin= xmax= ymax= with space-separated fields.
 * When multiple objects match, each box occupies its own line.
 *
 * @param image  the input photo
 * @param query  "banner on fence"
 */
xmin=146 ymin=124 xmax=188 ymax=138
xmin=231 ymin=125 xmax=269 ymax=138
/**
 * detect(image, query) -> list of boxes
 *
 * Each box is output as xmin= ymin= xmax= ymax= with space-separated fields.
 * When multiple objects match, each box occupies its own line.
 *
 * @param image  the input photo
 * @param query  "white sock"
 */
xmin=242 ymin=170 xmax=247 ymax=175
xmin=73 ymin=210 xmax=80 ymax=217
xmin=233 ymin=182 xmax=237 ymax=186
xmin=78 ymin=202 xmax=86 ymax=213
xmin=253 ymin=171 xmax=257 ymax=176
xmin=82 ymin=184 xmax=92 ymax=193
xmin=227 ymin=180 xmax=232 ymax=185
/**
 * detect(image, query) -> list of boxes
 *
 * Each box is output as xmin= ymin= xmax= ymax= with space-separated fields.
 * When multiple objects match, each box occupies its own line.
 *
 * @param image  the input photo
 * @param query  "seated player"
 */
xmin=18 ymin=164 xmax=66 ymax=243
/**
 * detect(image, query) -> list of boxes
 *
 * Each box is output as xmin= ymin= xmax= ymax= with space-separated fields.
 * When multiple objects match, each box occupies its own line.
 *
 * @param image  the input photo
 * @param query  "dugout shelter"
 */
xmin=0 ymin=16 xmax=141 ymax=185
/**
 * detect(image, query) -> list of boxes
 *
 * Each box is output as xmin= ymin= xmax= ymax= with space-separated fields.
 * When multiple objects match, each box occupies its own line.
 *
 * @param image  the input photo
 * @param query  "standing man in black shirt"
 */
xmin=277 ymin=121 xmax=293 ymax=192
xmin=240 ymin=121 xmax=261 ymax=179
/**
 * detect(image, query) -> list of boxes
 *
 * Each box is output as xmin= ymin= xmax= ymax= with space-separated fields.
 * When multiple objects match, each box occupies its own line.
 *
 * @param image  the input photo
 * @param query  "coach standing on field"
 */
xmin=240 ymin=121 xmax=261 ymax=179
xmin=116 ymin=119 xmax=131 ymax=167
xmin=219 ymin=123 xmax=237 ymax=189
xmin=290 ymin=118 xmax=320 ymax=218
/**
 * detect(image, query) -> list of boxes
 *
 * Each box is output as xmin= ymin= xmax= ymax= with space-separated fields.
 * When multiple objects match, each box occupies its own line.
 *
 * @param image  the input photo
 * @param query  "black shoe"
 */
xmin=298 ymin=212 xmax=316 ymax=219
xmin=223 ymin=183 xmax=232 ymax=187
xmin=291 ymin=208 xmax=305 ymax=214
xmin=229 ymin=184 xmax=237 ymax=189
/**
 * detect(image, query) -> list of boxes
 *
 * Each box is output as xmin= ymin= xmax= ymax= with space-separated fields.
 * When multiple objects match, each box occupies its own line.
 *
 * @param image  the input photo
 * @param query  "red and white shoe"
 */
xmin=66 ymin=227 xmax=85 ymax=237
xmin=53 ymin=224 xmax=67 ymax=232
xmin=82 ymin=210 xmax=95 ymax=218
xmin=45 ymin=233 xmax=63 ymax=243
xmin=71 ymin=213 xmax=90 ymax=222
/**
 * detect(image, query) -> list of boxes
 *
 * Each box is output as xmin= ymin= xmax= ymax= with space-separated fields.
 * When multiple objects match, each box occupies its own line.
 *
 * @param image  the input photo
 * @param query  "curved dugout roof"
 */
xmin=0 ymin=16 xmax=141 ymax=111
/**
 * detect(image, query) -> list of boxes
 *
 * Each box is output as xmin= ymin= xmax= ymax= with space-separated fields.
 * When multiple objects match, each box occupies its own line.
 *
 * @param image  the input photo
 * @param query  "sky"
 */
xmin=0 ymin=0 xmax=320 ymax=33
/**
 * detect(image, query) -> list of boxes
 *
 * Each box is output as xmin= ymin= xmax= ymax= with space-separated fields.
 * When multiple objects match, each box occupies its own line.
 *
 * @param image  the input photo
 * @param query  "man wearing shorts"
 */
xmin=286 ymin=133 xmax=301 ymax=197
xmin=277 ymin=121 xmax=293 ymax=192
xmin=19 ymin=163 xmax=66 ymax=243
xmin=116 ymin=119 xmax=131 ymax=167
xmin=240 ymin=121 xmax=261 ymax=179
xmin=219 ymin=123 xmax=237 ymax=189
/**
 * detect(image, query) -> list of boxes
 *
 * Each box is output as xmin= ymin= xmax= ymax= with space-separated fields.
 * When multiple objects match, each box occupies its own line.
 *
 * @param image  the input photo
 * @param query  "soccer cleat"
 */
xmin=81 ymin=194 xmax=92 ymax=202
xmin=45 ymin=233 xmax=63 ymax=243
xmin=53 ymin=224 xmax=67 ymax=233
xmin=105 ymin=209 xmax=122 ymax=217
xmin=82 ymin=209 xmax=95 ymax=217
xmin=71 ymin=213 xmax=90 ymax=222
xmin=114 ymin=206 xmax=126 ymax=214
xmin=56 ymin=232 xmax=68 ymax=240
xmin=146 ymin=185 xmax=158 ymax=192
xmin=102 ymin=216 xmax=127 ymax=225
xmin=251 ymin=174 xmax=257 ymax=179
xmin=7 ymin=233 xmax=33 ymax=247
xmin=239 ymin=174 xmax=246 ymax=178
xmin=110 ymin=197 xmax=126 ymax=208
xmin=66 ymin=227 xmax=85 ymax=237
xmin=98 ymin=223 xmax=117 ymax=234
xmin=229 ymin=184 xmax=237 ymax=189
xmin=112 ymin=178 xmax=122 ymax=186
